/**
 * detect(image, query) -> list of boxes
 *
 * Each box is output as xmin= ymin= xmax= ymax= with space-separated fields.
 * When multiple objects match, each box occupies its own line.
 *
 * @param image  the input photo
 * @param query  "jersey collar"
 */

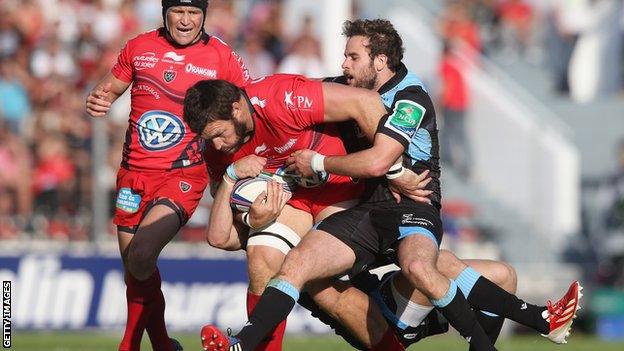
xmin=377 ymin=62 xmax=407 ymax=95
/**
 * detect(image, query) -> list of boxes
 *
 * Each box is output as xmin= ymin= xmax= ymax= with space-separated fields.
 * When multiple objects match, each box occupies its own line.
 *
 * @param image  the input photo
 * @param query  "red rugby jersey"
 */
xmin=205 ymin=74 xmax=349 ymax=181
xmin=112 ymin=28 xmax=249 ymax=171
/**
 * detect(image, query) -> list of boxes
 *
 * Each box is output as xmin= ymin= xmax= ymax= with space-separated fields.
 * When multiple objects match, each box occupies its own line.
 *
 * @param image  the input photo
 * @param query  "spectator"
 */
xmin=0 ymin=59 xmax=31 ymax=134
xmin=439 ymin=41 xmax=471 ymax=179
xmin=277 ymin=15 xmax=324 ymax=76
xmin=438 ymin=1 xmax=482 ymax=62
xmin=0 ymin=8 xmax=23 ymax=59
xmin=496 ymin=0 xmax=534 ymax=58
xmin=30 ymin=34 xmax=76 ymax=80
xmin=546 ymin=0 xmax=591 ymax=94
xmin=0 ymin=118 xmax=32 ymax=238
xmin=239 ymin=33 xmax=276 ymax=78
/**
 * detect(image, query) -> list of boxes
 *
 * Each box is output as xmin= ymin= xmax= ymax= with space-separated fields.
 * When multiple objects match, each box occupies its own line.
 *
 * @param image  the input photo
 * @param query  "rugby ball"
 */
xmin=230 ymin=172 xmax=294 ymax=212
xmin=275 ymin=168 xmax=329 ymax=188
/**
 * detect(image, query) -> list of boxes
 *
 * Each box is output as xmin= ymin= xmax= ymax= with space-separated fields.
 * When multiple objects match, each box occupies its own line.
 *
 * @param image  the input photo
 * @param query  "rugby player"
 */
xmin=184 ymin=74 xmax=519 ymax=351
xmin=197 ymin=19 xmax=582 ymax=351
xmin=85 ymin=1 xmax=249 ymax=350
xmin=186 ymin=74 xmax=407 ymax=350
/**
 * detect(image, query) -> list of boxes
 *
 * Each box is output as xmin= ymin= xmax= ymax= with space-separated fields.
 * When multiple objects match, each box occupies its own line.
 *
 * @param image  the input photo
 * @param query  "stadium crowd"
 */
xmin=0 ymin=0 xmax=306 ymax=240
xmin=1 ymin=0 xmax=622 ymax=249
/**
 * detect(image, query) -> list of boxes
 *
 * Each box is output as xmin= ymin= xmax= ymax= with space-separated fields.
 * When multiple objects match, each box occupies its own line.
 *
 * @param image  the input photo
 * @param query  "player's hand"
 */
xmin=86 ymin=82 xmax=112 ymax=117
xmin=233 ymin=155 xmax=267 ymax=179
xmin=285 ymin=149 xmax=316 ymax=178
xmin=388 ymin=169 xmax=433 ymax=204
xmin=248 ymin=181 xmax=291 ymax=228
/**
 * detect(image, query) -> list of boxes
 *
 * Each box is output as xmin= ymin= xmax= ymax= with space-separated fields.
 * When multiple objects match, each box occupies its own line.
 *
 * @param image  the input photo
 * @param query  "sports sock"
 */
xmin=432 ymin=280 xmax=497 ymax=351
xmin=456 ymin=267 xmax=548 ymax=334
xmin=247 ymin=291 xmax=286 ymax=351
xmin=371 ymin=328 xmax=405 ymax=351
xmin=468 ymin=312 xmax=504 ymax=351
xmin=119 ymin=270 xmax=162 ymax=351
xmin=236 ymin=279 xmax=299 ymax=351
xmin=145 ymin=268 xmax=173 ymax=351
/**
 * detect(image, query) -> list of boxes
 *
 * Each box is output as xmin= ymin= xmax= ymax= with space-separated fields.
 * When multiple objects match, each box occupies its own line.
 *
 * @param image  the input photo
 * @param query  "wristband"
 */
xmin=386 ymin=163 xmax=405 ymax=179
xmin=222 ymin=174 xmax=236 ymax=185
xmin=242 ymin=212 xmax=253 ymax=228
xmin=226 ymin=164 xmax=239 ymax=181
xmin=310 ymin=153 xmax=326 ymax=173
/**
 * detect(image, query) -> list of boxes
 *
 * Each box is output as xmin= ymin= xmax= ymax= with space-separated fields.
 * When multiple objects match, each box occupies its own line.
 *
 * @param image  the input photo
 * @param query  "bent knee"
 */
xmin=404 ymin=259 xmax=437 ymax=289
xmin=436 ymin=249 xmax=466 ymax=277
xmin=500 ymin=262 xmax=517 ymax=293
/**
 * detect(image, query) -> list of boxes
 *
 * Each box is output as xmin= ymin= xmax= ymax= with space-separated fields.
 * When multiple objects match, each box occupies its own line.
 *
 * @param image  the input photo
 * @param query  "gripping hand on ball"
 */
xmin=248 ymin=181 xmax=292 ymax=228
xmin=233 ymin=155 xmax=267 ymax=179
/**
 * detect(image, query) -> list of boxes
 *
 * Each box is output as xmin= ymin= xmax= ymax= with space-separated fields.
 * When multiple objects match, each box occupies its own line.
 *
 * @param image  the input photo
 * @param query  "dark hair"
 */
xmin=183 ymin=79 xmax=241 ymax=134
xmin=342 ymin=19 xmax=404 ymax=72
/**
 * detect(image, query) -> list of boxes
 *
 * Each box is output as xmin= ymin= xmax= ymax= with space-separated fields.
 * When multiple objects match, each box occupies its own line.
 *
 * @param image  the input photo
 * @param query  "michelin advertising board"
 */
xmin=0 ymin=253 xmax=329 ymax=333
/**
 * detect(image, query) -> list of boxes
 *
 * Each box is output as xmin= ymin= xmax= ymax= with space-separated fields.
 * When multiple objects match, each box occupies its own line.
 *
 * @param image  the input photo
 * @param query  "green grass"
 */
xmin=10 ymin=331 xmax=624 ymax=351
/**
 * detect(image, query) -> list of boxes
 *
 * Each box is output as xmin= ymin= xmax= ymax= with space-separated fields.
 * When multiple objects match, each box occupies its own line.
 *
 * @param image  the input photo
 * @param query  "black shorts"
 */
xmin=316 ymin=198 xmax=443 ymax=277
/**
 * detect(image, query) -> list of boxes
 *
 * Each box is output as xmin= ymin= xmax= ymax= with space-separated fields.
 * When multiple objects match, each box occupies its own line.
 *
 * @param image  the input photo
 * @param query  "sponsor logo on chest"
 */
xmin=162 ymin=51 xmax=185 ymax=65
xmin=186 ymin=63 xmax=217 ymax=78
xmin=136 ymin=110 xmax=185 ymax=151
xmin=274 ymin=138 xmax=298 ymax=154
xmin=284 ymin=91 xmax=313 ymax=110
xmin=133 ymin=52 xmax=159 ymax=70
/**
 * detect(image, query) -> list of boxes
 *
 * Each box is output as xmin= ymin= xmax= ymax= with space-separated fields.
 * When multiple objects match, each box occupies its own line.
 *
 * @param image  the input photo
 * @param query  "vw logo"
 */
xmin=137 ymin=110 xmax=185 ymax=151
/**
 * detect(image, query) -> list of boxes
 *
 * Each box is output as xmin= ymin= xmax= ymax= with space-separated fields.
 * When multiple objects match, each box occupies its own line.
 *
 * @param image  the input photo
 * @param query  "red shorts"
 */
xmin=113 ymin=164 xmax=208 ymax=233
xmin=288 ymin=174 xmax=363 ymax=219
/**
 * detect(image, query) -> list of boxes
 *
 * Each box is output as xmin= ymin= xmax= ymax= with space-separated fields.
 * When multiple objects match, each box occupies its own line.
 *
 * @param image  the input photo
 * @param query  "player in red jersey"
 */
xmin=85 ymin=1 xmax=249 ymax=350
xmin=193 ymin=74 xmax=366 ymax=351
xmin=184 ymin=74 xmax=417 ymax=350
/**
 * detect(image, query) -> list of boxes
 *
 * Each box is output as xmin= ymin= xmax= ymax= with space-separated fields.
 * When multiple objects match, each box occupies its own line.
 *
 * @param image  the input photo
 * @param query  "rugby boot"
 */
xmin=542 ymin=281 xmax=583 ymax=344
xmin=200 ymin=325 xmax=241 ymax=351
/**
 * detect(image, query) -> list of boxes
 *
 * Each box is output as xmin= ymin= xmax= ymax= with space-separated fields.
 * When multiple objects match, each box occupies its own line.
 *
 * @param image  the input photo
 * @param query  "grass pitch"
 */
xmin=12 ymin=331 xmax=624 ymax=351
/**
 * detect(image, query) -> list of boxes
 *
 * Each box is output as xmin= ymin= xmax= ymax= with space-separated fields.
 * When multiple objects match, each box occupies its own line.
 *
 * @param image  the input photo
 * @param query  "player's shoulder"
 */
xmin=206 ymin=34 xmax=236 ymax=52
xmin=387 ymin=72 xmax=432 ymax=108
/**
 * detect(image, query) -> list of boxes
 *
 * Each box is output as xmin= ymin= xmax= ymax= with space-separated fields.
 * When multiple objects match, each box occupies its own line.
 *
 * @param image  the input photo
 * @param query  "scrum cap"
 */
xmin=162 ymin=0 xmax=209 ymax=29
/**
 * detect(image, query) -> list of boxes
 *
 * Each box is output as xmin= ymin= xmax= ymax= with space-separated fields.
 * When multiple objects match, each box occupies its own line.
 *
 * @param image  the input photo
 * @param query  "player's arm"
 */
xmin=85 ymin=72 xmax=131 ymax=117
xmin=206 ymin=175 xmax=247 ymax=250
xmin=290 ymin=86 xmax=429 ymax=179
xmin=206 ymin=155 xmax=267 ymax=250
xmin=321 ymin=82 xmax=387 ymax=141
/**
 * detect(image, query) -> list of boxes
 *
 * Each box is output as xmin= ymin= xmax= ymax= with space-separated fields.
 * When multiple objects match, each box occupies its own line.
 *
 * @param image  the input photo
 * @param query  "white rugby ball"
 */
xmin=230 ymin=172 xmax=293 ymax=212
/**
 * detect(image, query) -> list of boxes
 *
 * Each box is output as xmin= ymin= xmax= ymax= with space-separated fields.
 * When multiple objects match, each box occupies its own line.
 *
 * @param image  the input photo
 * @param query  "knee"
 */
xmin=404 ymin=259 xmax=437 ymax=292
xmin=247 ymin=248 xmax=282 ymax=279
xmin=127 ymin=242 xmax=157 ymax=279
xmin=500 ymin=262 xmax=518 ymax=294
xmin=436 ymin=249 xmax=465 ymax=277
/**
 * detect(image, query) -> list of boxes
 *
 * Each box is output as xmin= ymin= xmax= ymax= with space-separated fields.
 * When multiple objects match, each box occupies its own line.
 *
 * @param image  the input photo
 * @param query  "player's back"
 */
xmin=205 ymin=74 xmax=349 ymax=178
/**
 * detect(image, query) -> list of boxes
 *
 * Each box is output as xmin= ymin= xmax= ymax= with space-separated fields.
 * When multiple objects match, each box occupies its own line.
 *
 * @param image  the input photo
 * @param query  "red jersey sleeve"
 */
xmin=111 ymin=40 xmax=133 ymax=83
xmin=213 ymin=36 xmax=250 ymax=87
xmin=281 ymin=76 xmax=325 ymax=130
